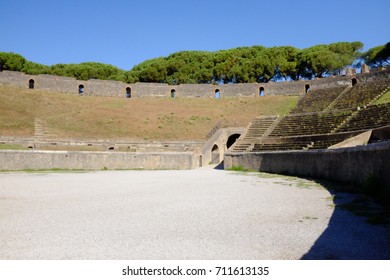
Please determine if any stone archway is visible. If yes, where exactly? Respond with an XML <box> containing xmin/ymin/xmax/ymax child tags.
<box><xmin>352</xmin><ymin>78</ymin><xmax>357</xmax><ymax>86</ymax></box>
<box><xmin>171</xmin><ymin>89</ymin><xmax>177</xmax><ymax>98</ymax></box>
<box><xmin>226</xmin><ymin>134</ymin><xmax>241</xmax><ymax>149</ymax></box>
<box><xmin>211</xmin><ymin>144</ymin><xmax>220</xmax><ymax>164</ymax></box>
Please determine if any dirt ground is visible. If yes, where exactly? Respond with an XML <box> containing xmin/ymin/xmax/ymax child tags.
<box><xmin>1</xmin><ymin>168</ymin><xmax>389</xmax><ymax>260</ymax></box>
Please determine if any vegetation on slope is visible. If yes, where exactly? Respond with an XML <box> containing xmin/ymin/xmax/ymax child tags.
<box><xmin>374</xmin><ymin>88</ymin><xmax>390</xmax><ymax>105</ymax></box>
<box><xmin>3</xmin><ymin>41</ymin><xmax>389</xmax><ymax>84</ymax></box>
<box><xmin>0</xmin><ymin>84</ymin><xmax>297</xmax><ymax>140</ymax></box>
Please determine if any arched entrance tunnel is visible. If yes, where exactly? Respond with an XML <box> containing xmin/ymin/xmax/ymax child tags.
<box><xmin>211</xmin><ymin>144</ymin><xmax>220</xmax><ymax>164</ymax></box>
<box><xmin>201</xmin><ymin>128</ymin><xmax>245</xmax><ymax>167</ymax></box>
<box><xmin>226</xmin><ymin>133</ymin><xmax>241</xmax><ymax>149</ymax></box>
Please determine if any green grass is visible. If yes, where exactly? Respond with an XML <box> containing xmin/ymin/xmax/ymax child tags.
<box><xmin>374</xmin><ymin>89</ymin><xmax>390</xmax><ymax>105</ymax></box>
<box><xmin>226</xmin><ymin>165</ymin><xmax>250</xmax><ymax>172</ymax></box>
<box><xmin>0</xmin><ymin>143</ymin><xmax>28</xmax><ymax>150</ymax></box>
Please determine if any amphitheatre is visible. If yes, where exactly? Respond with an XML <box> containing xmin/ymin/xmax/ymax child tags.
<box><xmin>0</xmin><ymin>65</ymin><xmax>390</xmax><ymax>259</ymax></box>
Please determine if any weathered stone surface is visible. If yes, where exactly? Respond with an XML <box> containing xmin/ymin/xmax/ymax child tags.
<box><xmin>361</xmin><ymin>63</ymin><xmax>371</xmax><ymax>74</ymax></box>
<box><xmin>4</xmin><ymin>69</ymin><xmax>389</xmax><ymax>98</ymax></box>
<box><xmin>225</xmin><ymin>141</ymin><xmax>390</xmax><ymax>191</ymax></box>
<box><xmin>0</xmin><ymin>150</ymin><xmax>197</xmax><ymax>170</ymax></box>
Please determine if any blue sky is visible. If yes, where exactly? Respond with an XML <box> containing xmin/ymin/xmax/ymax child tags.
<box><xmin>1</xmin><ymin>0</ymin><xmax>389</xmax><ymax>70</ymax></box>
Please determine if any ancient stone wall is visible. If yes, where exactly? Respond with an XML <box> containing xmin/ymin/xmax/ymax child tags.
<box><xmin>224</xmin><ymin>141</ymin><xmax>390</xmax><ymax>192</ymax></box>
<box><xmin>3</xmin><ymin>68</ymin><xmax>387</xmax><ymax>98</ymax></box>
<box><xmin>0</xmin><ymin>150</ymin><xmax>197</xmax><ymax>170</ymax></box>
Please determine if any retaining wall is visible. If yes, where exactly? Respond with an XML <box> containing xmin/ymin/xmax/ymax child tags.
<box><xmin>3</xmin><ymin>69</ymin><xmax>388</xmax><ymax>98</ymax></box>
<box><xmin>0</xmin><ymin>150</ymin><xmax>197</xmax><ymax>170</ymax></box>
<box><xmin>224</xmin><ymin>142</ymin><xmax>390</xmax><ymax>190</ymax></box>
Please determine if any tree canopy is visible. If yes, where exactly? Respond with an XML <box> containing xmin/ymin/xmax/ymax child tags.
<box><xmin>362</xmin><ymin>42</ymin><xmax>390</xmax><ymax>67</ymax></box>
<box><xmin>1</xmin><ymin>41</ymin><xmax>387</xmax><ymax>84</ymax></box>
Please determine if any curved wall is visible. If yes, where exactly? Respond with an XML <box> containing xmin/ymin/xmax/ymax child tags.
<box><xmin>2</xmin><ymin>68</ymin><xmax>388</xmax><ymax>98</ymax></box>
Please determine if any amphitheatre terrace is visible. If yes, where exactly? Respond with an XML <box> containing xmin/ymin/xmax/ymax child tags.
<box><xmin>0</xmin><ymin>66</ymin><xmax>389</xmax><ymax>175</ymax></box>
<box><xmin>1</xmin><ymin>66</ymin><xmax>390</xmax><ymax>260</ymax></box>
<box><xmin>0</xmin><ymin>66</ymin><xmax>390</xmax><ymax>174</ymax></box>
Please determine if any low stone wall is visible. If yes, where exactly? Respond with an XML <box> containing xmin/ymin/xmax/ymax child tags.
<box><xmin>0</xmin><ymin>150</ymin><xmax>197</xmax><ymax>170</ymax></box>
<box><xmin>0</xmin><ymin>136</ymin><xmax>203</xmax><ymax>152</ymax></box>
<box><xmin>224</xmin><ymin>142</ymin><xmax>390</xmax><ymax>191</ymax></box>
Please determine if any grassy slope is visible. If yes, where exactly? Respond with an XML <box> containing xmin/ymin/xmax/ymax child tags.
<box><xmin>374</xmin><ymin>89</ymin><xmax>390</xmax><ymax>105</ymax></box>
<box><xmin>0</xmin><ymin>84</ymin><xmax>298</xmax><ymax>140</ymax></box>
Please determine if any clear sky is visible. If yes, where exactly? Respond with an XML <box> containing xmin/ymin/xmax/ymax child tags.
<box><xmin>1</xmin><ymin>0</ymin><xmax>389</xmax><ymax>70</ymax></box>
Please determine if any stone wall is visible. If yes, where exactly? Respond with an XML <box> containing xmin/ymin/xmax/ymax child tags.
<box><xmin>224</xmin><ymin>141</ymin><xmax>390</xmax><ymax>192</ymax></box>
<box><xmin>0</xmin><ymin>150</ymin><xmax>197</xmax><ymax>170</ymax></box>
<box><xmin>0</xmin><ymin>135</ymin><xmax>203</xmax><ymax>152</ymax></box>
<box><xmin>198</xmin><ymin>127</ymin><xmax>245</xmax><ymax>166</ymax></box>
<box><xmin>2</xmin><ymin>68</ymin><xmax>385</xmax><ymax>98</ymax></box>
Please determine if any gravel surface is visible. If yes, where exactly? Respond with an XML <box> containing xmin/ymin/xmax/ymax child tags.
<box><xmin>0</xmin><ymin>169</ymin><xmax>389</xmax><ymax>259</ymax></box>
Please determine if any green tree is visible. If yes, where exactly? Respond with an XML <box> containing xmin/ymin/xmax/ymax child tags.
<box><xmin>50</xmin><ymin>62</ymin><xmax>126</xmax><ymax>81</ymax></box>
<box><xmin>22</xmin><ymin>61</ymin><xmax>50</xmax><ymax>75</ymax></box>
<box><xmin>296</xmin><ymin>42</ymin><xmax>362</xmax><ymax>78</ymax></box>
<box><xmin>362</xmin><ymin>42</ymin><xmax>390</xmax><ymax>67</ymax></box>
<box><xmin>0</xmin><ymin>52</ymin><xmax>26</xmax><ymax>71</ymax></box>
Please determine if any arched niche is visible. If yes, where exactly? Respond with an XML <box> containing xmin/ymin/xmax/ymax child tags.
<box><xmin>259</xmin><ymin>87</ymin><xmax>265</xmax><ymax>96</ymax></box>
<box><xmin>78</xmin><ymin>84</ymin><xmax>85</xmax><ymax>95</ymax></box>
<box><xmin>215</xmin><ymin>89</ymin><xmax>221</xmax><ymax>99</ymax></box>
<box><xmin>29</xmin><ymin>79</ymin><xmax>35</xmax><ymax>89</ymax></box>
<box><xmin>305</xmin><ymin>84</ymin><xmax>310</xmax><ymax>93</ymax></box>
<box><xmin>126</xmin><ymin>87</ymin><xmax>131</xmax><ymax>98</ymax></box>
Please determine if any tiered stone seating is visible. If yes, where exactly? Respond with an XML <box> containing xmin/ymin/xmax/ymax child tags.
<box><xmin>252</xmin><ymin>132</ymin><xmax>361</xmax><ymax>152</ymax></box>
<box><xmin>307</xmin><ymin>132</ymin><xmax>361</xmax><ymax>149</ymax></box>
<box><xmin>232</xmin><ymin>75</ymin><xmax>390</xmax><ymax>153</ymax></box>
<box><xmin>253</xmin><ymin>141</ymin><xmax>310</xmax><ymax>151</ymax></box>
<box><xmin>337</xmin><ymin>103</ymin><xmax>390</xmax><ymax>132</ymax></box>
<box><xmin>291</xmin><ymin>86</ymin><xmax>347</xmax><ymax>113</ymax></box>
<box><xmin>244</xmin><ymin>116</ymin><xmax>278</xmax><ymax>138</ymax></box>
<box><xmin>231</xmin><ymin>116</ymin><xmax>277</xmax><ymax>152</ymax></box>
<box><xmin>331</xmin><ymin>79</ymin><xmax>389</xmax><ymax>109</ymax></box>
<box><xmin>268</xmin><ymin>110</ymin><xmax>353</xmax><ymax>137</ymax></box>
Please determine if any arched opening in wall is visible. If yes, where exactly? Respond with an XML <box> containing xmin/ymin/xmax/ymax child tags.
<box><xmin>125</xmin><ymin>87</ymin><xmax>131</xmax><ymax>98</ymax></box>
<box><xmin>351</xmin><ymin>78</ymin><xmax>357</xmax><ymax>86</ymax></box>
<box><xmin>171</xmin><ymin>89</ymin><xmax>177</xmax><ymax>98</ymax></box>
<box><xmin>259</xmin><ymin>87</ymin><xmax>265</xmax><ymax>96</ymax></box>
<box><xmin>211</xmin><ymin>144</ymin><xmax>220</xmax><ymax>164</ymax></box>
<box><xmin>29</xmin><ymin>79</ymin><xmax>35</xmax><ymax>89</ymax></box>
<box><xmin>226</xmin><ymin>134</ymin><xmax>241</xmax><ymax>149</ymax></box>
<box><xmin>215</xmin><ymin>89</ymin><xmax>221</xmax><ymax>99</ymax></box>
<box><xmin>79</xmin><ymin>84</ymin><xmax>85</xmax><ymax>95</ymax></box>
<box><xmin>305</xmin><ymin>84</ymin><xmax>310</xmax><ymax>93</ymax></box>
<box><xmin>107</xmin><ymin>146</ymin><xmax>115</xmax><ymax>150</ymax></box>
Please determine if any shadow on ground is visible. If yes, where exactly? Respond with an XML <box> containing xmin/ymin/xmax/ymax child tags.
<box><xmin>214</xmin><ymin>161</ymin><xmax>224</xmax><ymax>170</ymax></box>
<box><xmin>301</xmin><ymin>185</ymin><xmax>390</xmax><ymax>260</ymax></box>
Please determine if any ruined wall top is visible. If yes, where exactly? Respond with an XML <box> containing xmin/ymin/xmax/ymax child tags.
<box><xmin>0</xmin><ymin>66</ymin><xmax>389</xmax><ymax>98</ymax></box>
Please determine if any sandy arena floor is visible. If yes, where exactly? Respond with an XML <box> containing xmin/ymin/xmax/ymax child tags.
<box><xmin>0</xmin><ymin>168</ymin><xmax>389</xmax><ymax>259</ymax></box>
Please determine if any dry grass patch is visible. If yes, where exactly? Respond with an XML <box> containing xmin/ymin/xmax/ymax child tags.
<box><xmin>0</xmin><ymin>84</ymin><xmax>298</xmax><ymax>140</ymax></box>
